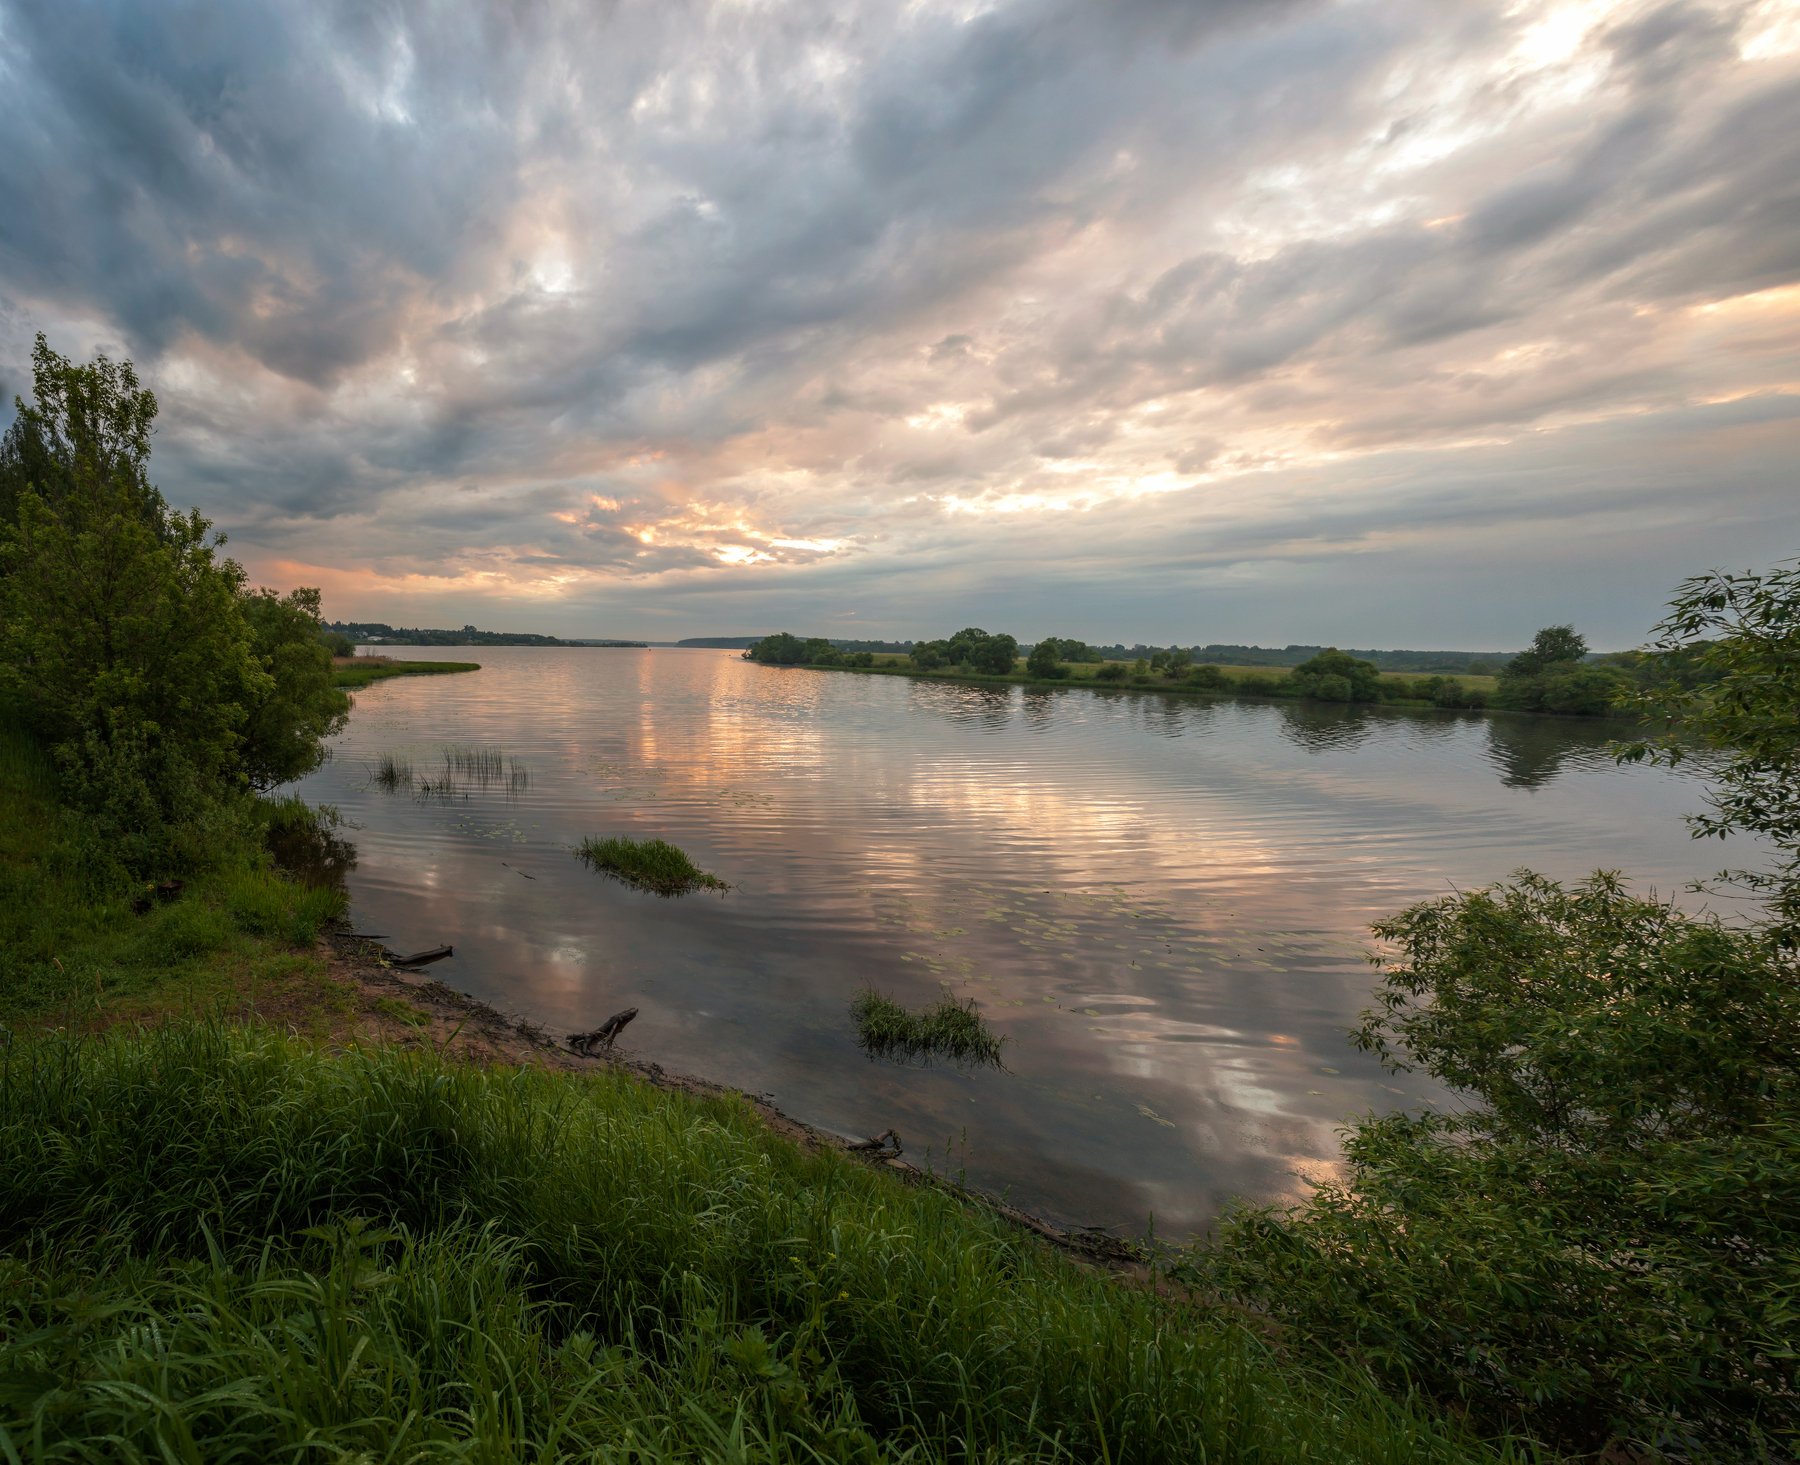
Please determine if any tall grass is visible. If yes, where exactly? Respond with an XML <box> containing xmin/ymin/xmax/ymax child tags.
<box><xmin>852</xmin><ymin>987</ymin><xmax>1006</xmax><ymax>1067</ymax></box>
<box><xmin>0</xmin><ymin>722</ymin><xmax>346</xmax><ymax>1024</ymax></box>
<box><xmin>0</xmin><ymin>1026</ymin><xmax>1523</xmax><ymax>1463</ymax></box>
<box><xmin>576</xmin><ymin>835</ymin><xmax>729</xmax><ymax>896</ymax></box>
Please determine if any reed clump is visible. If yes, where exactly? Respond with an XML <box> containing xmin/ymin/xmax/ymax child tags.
<box><xmin>575</xmin><ymin>835</ymin><xmax>728</xmax><ymax>896</ymax></box>
<box><xmin>852</xmin><ymin>986</ymin><xmax>1006</xmax><ymax>1067</ymax></box>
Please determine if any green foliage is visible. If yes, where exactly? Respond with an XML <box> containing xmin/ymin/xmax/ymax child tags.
<box><xmin>1187</xmin><ymin>663</ymin><xmax>1230</xmax><ymax>690</ymax></box>
<box><xmin>0</xmin><ymin>337</ymin><xmax>363</xmax><ymax>860</ymax></box>
<box><xmin>0</xmin><ymin>717</ymin><xmax>345</xmax><ymax>1022</ymax></box>
<box><xmin>1195</xmin><ymin>870</ymin><xmax>1799</xmax><ymax>1455</ymax></box>
<box><xmin>1410</xmin><ymin>675</ymin><xmax>1488</xmax><ymax>709</ymax></box>
<box><xmin>1619</xmin><ymin>561</ymin><xmax>1800</xmax><ymax>943</ymax></box>
<box><xmin>1290</xmin><ymin>648</ymin><xmax>1383</xmax><ymax>703</ymax></box>
<box><xmin>1495</xmin><ymin>625</ymin><xmax>1623</xmax><ymax>715</ymax></box>
<box><xmin>1025</xmin><ymin>638</ymin><xmax>1069</xmax><ymax>678</ymax></box>
<box><xmin>1093</xmin><ymin>662</ymin><xmax>1129</xmax><ymax>682</ymax></box>
<box><xmin>850</xmin><ymin>987</ymin><xmax>1006</xmax><ymax>1067</ymax></box>
<box><xmin>0</xmin><ymin>1026</ymin><xmax>1508</xmax><ymax>1462</ymax></box>
<box><xmin>320</xmin><ymin>628</ymin><xmax>356</xmax><ymax>657</ymax></box>
<box><xmin>330</xmin><ymin>658</ymin><xmax>480</xmax><ymax>689</ymax></box>
<box><xmin>239</xmin><ymin>587</ymin><xmax>351</xmax><ymax>791</ymax></box>
<box><xmin>575</xmin><ymin>835</ymin><xmax>729</xmax><ymax>896</ymax></box>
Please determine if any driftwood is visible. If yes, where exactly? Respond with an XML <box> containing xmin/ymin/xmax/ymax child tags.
<box><xmin>568</xmin><ymin>1007</ymin><xmax>638</xmax><ymax>1056</ymax></box>
<box><xmin>391</xmin><ymin>945</ymin><xmax>453</xmax><ymax>967</ymax></box>
<box><xmin>846</xmin><ymin>1128</ymin><xmax>903</xmax><ymax>1156</ymax></box>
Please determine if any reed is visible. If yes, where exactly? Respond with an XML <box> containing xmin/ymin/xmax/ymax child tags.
<box><xmin>852</xmin><ymin>986</ymin><xmax>1006</xmax><ymax>1066</ymax></box>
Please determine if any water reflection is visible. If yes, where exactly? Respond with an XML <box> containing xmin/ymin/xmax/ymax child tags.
<box><xmin>1485</xmin><ymin>714</ymin><xmax>1622</xmax><ymax>788</ymax></box>
<box><xmin>1275</xmin><ymin>702</ymin><xmax>1376</xmax><ymax>754</ymax></box>
<box><xmin>297</xmin><ymin>649</ymin><xmax>1717</xmax><ymax>1235</ymax></box>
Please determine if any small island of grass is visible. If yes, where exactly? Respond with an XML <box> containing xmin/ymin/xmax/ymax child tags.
<box><xmin>575</xmin><ymin>835</ymin><xmax>729</xmax><ymax>896</ymax></box>
<box><xmin>853</xmin><ymin>986</ymin><xmax>1006</xmax><ymax>1067</ymax></box>
<box><xmin>332</xmin><ymin>655</ymin><xmax>481</xmax><ymax>689</ymax></box>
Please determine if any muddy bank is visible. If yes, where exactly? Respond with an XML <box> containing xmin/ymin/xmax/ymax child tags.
<box><xmin>321</xmin><ymin>925</ymin><xmax>1143</xmax><ymax>1266</ymax></box>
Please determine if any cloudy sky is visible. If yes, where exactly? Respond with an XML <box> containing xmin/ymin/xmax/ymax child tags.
<box><xmin>1</xmin><ymin>0</ymin><xmax>1796</xmax><ymax>647</ymax></box>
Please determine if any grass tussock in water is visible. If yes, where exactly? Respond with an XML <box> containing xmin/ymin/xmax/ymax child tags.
<box><xmin>0</xmin><ymin>1025</ymin><xmax>1513</xmax><ymax>1463</ymax></box>
<box><xmin>852</xmin><ymin>986</ymin><xmax>1006</xmax><ymax>1067</ymax></box>
<box><xmin>331</xmin><ymin>657</ymin><xmax>480</xmax><ymax>690</ymax></box>
<box><xmin>575</xmin><ymin>834</ymin><xmax>728</xmax><ymax>896</ymax></box>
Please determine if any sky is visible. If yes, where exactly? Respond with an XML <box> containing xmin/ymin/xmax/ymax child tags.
<box><xmin>1</xmin><ymin>0</ymin><xmax>1797</xmax><ymax>649</ymax></box>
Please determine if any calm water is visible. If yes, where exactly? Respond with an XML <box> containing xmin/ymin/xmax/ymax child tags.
<box><xmin>296</xmin><ymin>648</ymin><xmax>1724</xmax><ymax>1235</ymax></box>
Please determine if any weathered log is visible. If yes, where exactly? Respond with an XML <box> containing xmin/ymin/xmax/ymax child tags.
<box><xmin>847</xmin><ymin>1128</ymin><xmax>903</xmax><ymax>1156</ymax></box>
<box><xmin>391</xmin><ymin>945</ymin><xmax>453</xmax><ymax>967</ymax></box>
<box><xmin>568</xmin><ymin>1006</ymin><xmax>638</xmax><ymax>1056</ymax></box>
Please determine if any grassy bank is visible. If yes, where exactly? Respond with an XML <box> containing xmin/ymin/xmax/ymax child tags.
<box><xmin>0</xmin><ymin>717</ymin><xmax>1523</xmax><ymax>1461</ymax></box>
<box><xmin>0</xmin><ymin>721</ymin><xmax>349</xmax><ymax>1029</ymax></box>
<box><xmin>0</xmin><ymin>1023</ymin><xmax>1518</xmax><ymax>1463</ymax></box>
<box><xmin>331</xmin><ymin>655</ymin><xmax>481</xmax><ymax>689</ymax></box>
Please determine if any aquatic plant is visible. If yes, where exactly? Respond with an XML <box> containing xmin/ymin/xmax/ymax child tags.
<box><xmin>371</xmin><ymin>753</ymin><xmax>414</xmax><ymax>790</ymax></box>
<box><xmin>852</xmin><ymin>986</ymin><xmax>1006</xmax><ymax>1067</ymax></box>
<box><xmin>575</xmin><ymin>835</ymin><xmax>728</xmax><ymax>896</ymax></box>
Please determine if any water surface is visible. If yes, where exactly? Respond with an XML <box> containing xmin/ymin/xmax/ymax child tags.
<box><xmin>297</xmin><ymin>648</ymin><xmax>1724</xmax><ymax>1234</ymax></box>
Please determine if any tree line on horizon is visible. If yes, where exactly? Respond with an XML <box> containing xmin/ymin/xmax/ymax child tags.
<box><xmin>744</xmin><ymin>622</ymin><xmax>1687</xmax><ymax>716</ymax></box>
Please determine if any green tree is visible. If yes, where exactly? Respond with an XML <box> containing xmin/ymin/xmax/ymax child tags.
<box><xmin>0</xmin><ymin>340</ymin><xmax>265</xmax><ymax>853</ymax></box>
<box><xmin>239</xmin><ymin>587</ymin><xmax>351</xmax><ymax>791</ymax></box>
<box><xmin>1196</xmin><ymin>871</ymin><xmax>1799</xmax><ymax>1453</ymax></box>
<box><xmin>1026</xmin><ymin>639</ymin><xmax>1068</xmax><ymax>678</ymax></box>
<box><xmin>1620</xmin><ymin>561</ymin><xmax>1800</xmax><ymax>944</ymax></box>
<box><xmin>1290</xmin><ymin>648</ymin><xmax>1381</xmax><ymax>702</ymax></box>
<box><xmin>1496</xmin><ymin>624</ymin><xmax>1618</xmax><ymax>713</ymax></box>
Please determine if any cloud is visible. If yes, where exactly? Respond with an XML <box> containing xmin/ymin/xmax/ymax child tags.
<box><xmin>0</xmin><ymin>0</ymin><xmax>1795</xmax><ymax>645</ymax></box>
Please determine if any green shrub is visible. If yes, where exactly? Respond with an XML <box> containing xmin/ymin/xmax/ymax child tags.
<box><xmin>1192</xmin><ymin>871</ymin><xmax>1799</xmax><ymax>1455</ymax></box>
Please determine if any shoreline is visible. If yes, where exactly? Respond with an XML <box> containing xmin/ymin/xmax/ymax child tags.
<box><xmin>320</xmin><ymin>924</ymin><xmax>1146</xmax><ymax>1267</ymax></box>
<box><xmin>746</xmin><ymin>656</ymin><xmax>1640</xmax><ymax>723</ymax></box>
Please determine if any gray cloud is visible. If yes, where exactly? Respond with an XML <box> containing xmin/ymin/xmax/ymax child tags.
<box><xmin>0</xmin><ymin>0</ymin><xmax>1796</xmax><ymax>645</ymax></box>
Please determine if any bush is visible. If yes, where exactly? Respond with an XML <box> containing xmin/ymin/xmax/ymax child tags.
<box><xmin>1094</xmin><ymin>662</ymin><xmax>1129</xmax><ymax>682</ymax></box>
<box><xmin>1187</xmin><ymin>663</ymin><xmax>1229</xmax><ymax>690</ymax></box>
<box><xmin>1193</xmin><ymin>871</ymin><xmax>1800</xmax><ymax>1455</ymax></box>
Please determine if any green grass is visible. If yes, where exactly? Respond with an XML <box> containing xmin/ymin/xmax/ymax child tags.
<box><xmin>0</xmin><ymin>1024</ymin><xmax>1525</xmax><ymax>1463</ymax></box>
<box><xmin>852</xmin><ymin>987</ymin><xmax>1006</xmax><ymax>1067</ymax></box>
<box><xmin>575</xmin><ymin>835</ymin><xmax>729</xmax><ymax>896</ymax></box>
<box><xmin>331</xmin><ymin>658</ymin><xmax>481</xmax><ymax>689</ymax></box>
<box><xmin>0</xmin><ymin>721</ymin><xmax>348</xmax><ymax>1027</ymax></box>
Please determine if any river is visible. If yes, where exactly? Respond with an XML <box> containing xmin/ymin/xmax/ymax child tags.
<box><xmin>294</xmin><ymin>647</ymin><xmax>1726</xmax><ymax>1235</ymax></box>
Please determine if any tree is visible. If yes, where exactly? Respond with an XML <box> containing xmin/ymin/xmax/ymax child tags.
<box><xmin>0</xmin><ymin>340</ymin><xmax>265</xmax><ymax>852</ymax></box>
<box><xmin>1026</xmin><ymin>639</ymin><xmax>1068</xmax><ymax>678</ymax></box>
<box><xmin>1619</xmin><ymin>561</ymin><xmax>1800</xmax><ymax>944</ymax></box>
<box><xmin>1495</xmin><ymin>624</ymin><xmax>1619</xmax><ymax>713</ymax></box>
<box><xmin>1290</xmin><ymin>648</ymin><xmax>1381</xmax><ymax>702</ymax></box>
<box><xmin>239</xmin><ymin>587</ymin><xmax>351</xmax><ymax>791</ymax></box>
<box><xmin>0</xmin><ymin>337</ymin><xmax>358</xmax><ymax>858</ymax></box>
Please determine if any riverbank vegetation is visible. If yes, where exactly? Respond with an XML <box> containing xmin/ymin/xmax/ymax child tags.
<box><xmin>1183</xmin><ymin>562</ymin><xmax>1800</xmax><ymax>1458</ymax></box>
<box><xmin>745</xmin><ymin>621</ymin><xmax>1703</xmax><ymax>719</ymax></box>
<box><xmin>331</xmin><ymin>655</ymin><xmax>482</xmax><ymax>689</ymax></box>
<box><xmin>851</xmin><ymin>987</ymin><xmax>1006</xmax><ymax>1067</ymax></box>
<box><xmin>576</xmin><ymin>834</ymin><xmax>730</xmax><ymax>896</ymax></box>
<box><xmin>5</xmin><ymin>338</ymin><xmax>1795</xmax><ymax>1459</ymax></box>
<box><xmin>0</xmin><ymin>1024</ymin><xmax>1510</xmax><ymax>1464</ymax></box>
